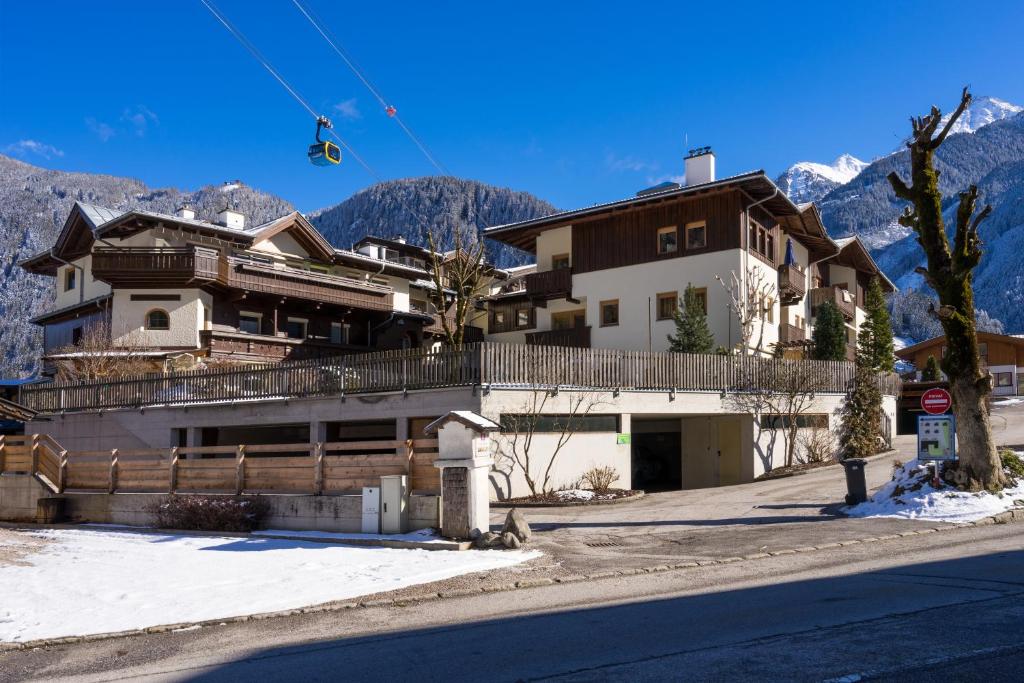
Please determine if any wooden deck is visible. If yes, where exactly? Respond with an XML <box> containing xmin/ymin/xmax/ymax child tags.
<box><xmin>19</xmin><ymin>342</ymin><xmax>901</xmax><ymax>414</ymax></box>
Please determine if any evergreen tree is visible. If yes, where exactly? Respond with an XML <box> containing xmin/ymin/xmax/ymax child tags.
<box><xmin>922</xmin><ymin>354</ymin><xmax>941</xmax><ymax>381</ymax></box>
<box><xmin>840</xmin><ymin>325</ymin><xmax>883</xmax><ymax>460</ymax></box>
<box><xmin>813</xmin><ymin>300</ymin><xmax>847</xmax><ymax>361</ymax></box>
<box><xmin>668</xmin><ymin>284</ymin><xmax>715</xmax><ymax>354</ymax></box>
<box><xmin>864</xmin><ymin>277</ymin><xmax>895</xmax><ymax>372</ymax></box>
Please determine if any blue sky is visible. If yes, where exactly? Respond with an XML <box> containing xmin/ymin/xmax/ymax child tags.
<box><xmin>2</xmin><ymin>0</ymin><xmax>1023</xmax><ymax>213</ymax></box>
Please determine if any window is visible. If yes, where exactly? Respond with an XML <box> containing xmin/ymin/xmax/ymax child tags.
<box><xmin>71</xmin><ymin>326</ymin><xmax>83</xmax><ymax>345</ymax></box>
<box><xmin>131</xmin><ymin>294</ymin><xmax>181</xmax><ymax>302</ymax></box>
<box><xmin>995</xmin><ymin>372</ymin><xmax>1013</xmax><ymax>388</ymax></box>
<box><xmin>63</xmin><ymin>268</ymin><xmax>76</xmax><ymax>292</ymax></box>
<box><xmin>551</xmin><ymin>253</ymin><xmax>570</xmax><ymax>270</ymax></box>
<box><xmin>330</xmin><ymin>322</ymin><xmax>349</xmax><ymax>345</ymax></box>
<box><xmin>551</xmin><ymin>310</ymin><xmax>585</xmax><ymax>330</ymax></box>
<box><xmin>763</xmin><ymin>295</ymin><xmax>774</xmax><ymax>323</ymax></box>
<box><xmin>493</xmin><ymin>311</ymin><xmax>506</xmax><ymax>327</ymax></box>
<box><xmin>239</xmin><ymin>312</ymin><xmax>262</xmax><ymax>335</ymax></box>
<box><xmin>286</xmin><ymin>317</ymin><xmax>308</xmax><ymax>340</ymax></box>
<box><xmin>145</xmin><ymin>309</ymin><xmax>170</xmax><ymax>330</ymax></box>
<box><xmin>656</xmin><ymin>291</ymin><xmax>677</xmax><ymax>320</ymax></box>
<box><xmin>500</xmin><ymin>414</ymin><xmax>620</xmax><ymax>433</ymax></box>
<box><xmin>691</xmin><ymin>287</ymin><xmax>708</xmax><ymax>315</ymax></box>
<box><xmin>685</xmin><ymin>221</ymin><xmax>707</xmax><ymax>250</ymax></box>
<box><xmin>656</xmin><ymin>226</ymin><xmax>678</xmax><ymax>255</ymax></box>
<box><xmin>748</xmin><ymin>219</ymin><xmax>775</xmax><ymax>263</ymax></box>
<box><xmin>515</xmin><ymin>308</ymin><xmax>531</xmax><ymax>329</ymax></box>
<box><xmin>759</xmin><ymin>414</ymin><xmax>829</xmax><ymax>429</ymax></box>
<box><xmin>600</xmin><ymin>299</ymin><xmax>619</xmax><ymax>327</ymax></box>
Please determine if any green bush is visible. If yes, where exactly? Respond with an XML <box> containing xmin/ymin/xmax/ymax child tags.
<box><xmin>999</xmin><ymin>449</ymin><xmax>1024</xmax><ymax>479</ymax></box>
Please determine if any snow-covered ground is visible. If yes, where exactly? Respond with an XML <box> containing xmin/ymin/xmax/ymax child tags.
<box><xmin>845</xmin><ymin>458</ymin><xmax>1024</xmax><ymax>523</ymax></box>
<box><xmin>0</xmin><ymin>528</ymin><xmax>539</xmax><ymax>643</ymax></box>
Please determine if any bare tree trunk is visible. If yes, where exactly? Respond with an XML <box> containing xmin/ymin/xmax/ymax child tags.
<box><xmin>887</xmin><ymin>87</ymin><xmax>1004</xmax><ymax>491</ymax></box>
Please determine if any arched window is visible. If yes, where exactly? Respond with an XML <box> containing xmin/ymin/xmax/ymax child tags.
<box><xmin>145</xmin><ymin>309</ymin><xmax>170</xmax><ymax>330</ymax></box>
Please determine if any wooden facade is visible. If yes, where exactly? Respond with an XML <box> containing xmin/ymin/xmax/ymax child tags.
<box><xmin>897</xmin><ymin>332</ymin><xmax>1024</xmax><ymax>371</ymax></box>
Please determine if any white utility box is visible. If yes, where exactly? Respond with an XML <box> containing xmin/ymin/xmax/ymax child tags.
<box><xmin>380</xmin><ymin>474</ymin><xmax>409</xmax><ymax>534</ymax></box>
<box><xmin>361</xmin><ymin>486</ymin><xmax>381</xmax><ymax>534</ymax></box>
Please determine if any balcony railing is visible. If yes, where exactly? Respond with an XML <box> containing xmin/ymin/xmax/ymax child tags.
<box><xmin>421</xmin><ymin>309</ymin><xmax>484</xmax><ymax>343</ymax></box>
<box><xmin>200</xmin><ymin>330</ymin><xmax>365</xmax><ymax>362</ymax></box>
<box><xmin>219</xmin><ymin>257</ymin><xmax>394</xmax><ymax>311</ymax></box>
<box><xmin>809</xmin><ymin>286</ymin><xmax>855</xmax><ymax>321</ymax></box>
<box><xmin>525</xmin><ymin>268</ymin><xmax>573</xmax><ymax>301</ymax></box>
<box><xmin>92</xmin><ymin>246</ymin><xmax>220</xmax><ymax>286</ymax></box>
<box><xmin>525</xmin><ymin>325</ymin><xmax>591</xmax><ymax>348</ymax></box>
<box><xmin>778</xmin><ymin>265</ymin><xmax>806</xmax><ymax>305</ymax></box>
<box><xmin>779</xmin><ymin>323</ymin><xmax>806</xmax><ymax>344</ymax></box>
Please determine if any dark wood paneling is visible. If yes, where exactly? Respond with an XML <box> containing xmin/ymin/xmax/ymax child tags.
<box><xmin>572</xmin><ymin>191</ymin><xmax>743</xmax><ymax>274</ymax></box>
<box><xmin>488</xmin><ymin>297</ymin><xmax>535</xmax><ymax>333</ymax></box>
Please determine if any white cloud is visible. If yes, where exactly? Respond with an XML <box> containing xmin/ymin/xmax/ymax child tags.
<box><xmin>333</xmin><ymin>98</ymin><xmax>361</xmax><ymax>120</ymax></box>
<box><xmin>4</xmin><ymin>139</ymin><xmax>64</xmax><ymax>159</ymax></box>
<box><xmin>604</xmin><ymin>151</ymin><xmax>658</xmax><ymax>174</ymax></box>
<box><xmin>121</xmin><ymin>105</ymin><xmax>159</xmax><ymax>136</ymax></box>
<box><xmin>645</xmin><ymin>174</ymin><xmax>686</xmax><ymax>186</ymax></box>
<box><xmin>86</xmin><ymin>118</ymin><xmax>116</xmax><ymax>142</ymax></box>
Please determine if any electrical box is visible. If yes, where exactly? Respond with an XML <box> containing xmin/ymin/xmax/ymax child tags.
<box><xmin>361</xmin><ymin>486</ymin><xmax>381</xmax><ymax>534</ymax></box>
<box><xmin>380</xmin><ymin>475</ymin><xmax>409</xmax><ymax>534</ymax></box>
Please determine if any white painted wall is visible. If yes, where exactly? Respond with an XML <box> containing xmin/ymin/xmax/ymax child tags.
<box><xmin>54</xmin><ymin>255</ymin><xmax>111</xmax><ymax>310</ymax></box>
<box><xmin>110</xmin><ymin>288</ymin><xmax>211</xmax><ymax>349</ymax></box>
<box><xmin>535</xmin><ymin>226</ymin><xmax>572</xmax><ymax>272</ymax></box>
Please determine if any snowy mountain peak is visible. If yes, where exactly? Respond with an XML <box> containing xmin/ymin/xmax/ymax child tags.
<box><xmin>941</xmin><ymin>95</ymin><xmax>1022</xmax><ymax>135</ymax></box>
<box><xmin>775</xmin><ymin>154</ymin><xmax>867</xmax><ymax>204</ymax></box>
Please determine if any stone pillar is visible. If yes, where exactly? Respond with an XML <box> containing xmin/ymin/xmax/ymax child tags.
<box><xmin>425</xmin><ymin>411</ymin><xmax>499</xmax><ymax>540</ymax></box>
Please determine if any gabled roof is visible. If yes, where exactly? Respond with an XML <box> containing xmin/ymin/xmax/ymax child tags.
<box><xmin>827</xmin><ymin>236</ymin><xmax>896</xmax><ymax>292</ymax></box>
<box><xmin>895</xmin><ymin>330</ymin><xmax>1024</xmax><ymax>360</ymax></box>
<box><xmin>20</xmin><ymin>202</ymin><xmax>112</xmax><ymax>274</ymax></box>
<box><xmin>248</xmin><ymin>212</ymin><xmax>336</xmax><ymax>261</ymax></box>
<box><xmin>0</xmin><ymin>396</ymin><xmax>36</xmax><ymax>423</ymax></box>
<box><xmin>484</xmin><ymin>171</ymin><xmax>814</xmax><ymax>253</ymax></box>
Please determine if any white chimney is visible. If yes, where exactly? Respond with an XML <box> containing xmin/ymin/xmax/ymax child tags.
<box><xmin>684</xmin><ymin>147</ymin><xmax>715</xmax><ymax>186</ymax></box>
<box><xmin>392</xmin><ymin>235</ymin><xmax>407</xmax><ymax>244</ymax></box>
<box><xmin>217</xmin><ymin>205</ymin><xmax>245</xmax><ymax>230</ymax></box>
<box><xmin>176</xmin><ymin>203</ymin><xmax>196</xmax><ymax>221</ymax></box>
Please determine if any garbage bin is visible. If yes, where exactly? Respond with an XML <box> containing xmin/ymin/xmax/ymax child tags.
<box><xmin>36</xmin><ymin>497</ymin><xmax>65</xmax><ymax>524</ymax></box>
<box><xmin>842</xmin><ymin>458</ymin><xmax>867</xmax><ymax>505</ymax></box>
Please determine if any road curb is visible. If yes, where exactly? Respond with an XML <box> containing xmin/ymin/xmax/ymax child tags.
<box><xmin>3</xmin><ymin>507</ymin><xmax>1022</xmax><ymax>652</ymax></box>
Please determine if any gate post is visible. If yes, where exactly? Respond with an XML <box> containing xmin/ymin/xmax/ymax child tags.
<box><xmin>424</xmin><ymin>411</ymin><xmax>499</xmax><ymax>540</ymax></box>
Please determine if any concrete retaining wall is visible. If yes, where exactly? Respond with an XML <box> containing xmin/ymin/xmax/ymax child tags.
<box><xmin>0</xmin><ymin>474</ymin><xmax>54</xmax><ymax>522</ymax></box>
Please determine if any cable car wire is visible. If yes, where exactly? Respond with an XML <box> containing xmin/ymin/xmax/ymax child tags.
<box><xmin>290</xmin><ymin>0</ymin><xmax>451</xmax><ymax>177</ymax></box>
<box><xmin>199</xmin><ymin>0</ymin><xmax>378</xmax><ymax>179</ymax></box>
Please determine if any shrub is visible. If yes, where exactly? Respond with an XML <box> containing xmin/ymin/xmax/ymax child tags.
<box><xmin>581</xmin><ymin>465</ymin><xmax>619</xmax><ymax>493</ymax></box>
<box><xmin>798</xmin><ymin>427</ymin><xmax>838</xmax><ymax>464</ymax></box>
<box><xmin>145</xmin><ymin>495</ymin><xmax>271</xmax><ymax>532</ymax></box>
<box><xmin>999</xmin><ymin>449</ymin><xmax>1024</xmax><ymax>479</ymax></box>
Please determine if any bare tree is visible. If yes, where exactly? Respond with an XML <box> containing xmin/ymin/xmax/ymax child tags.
<box><xmin>50</xmin><ymin>318</ymin><xmax>153</xmax><ymax>381</ymax></box>
<box><xmin>496</xmin><ymin>387</ymin><xmax>607</xmax><ymax>497</ymax></box>
<box><xmin>716</xmin><ymin>266</ymin><xmax>776</xmax><ymax>356</ymax></box>
<box><xmin>426</xmin><ymin>225</ymin><xmax>490</xmax><ymax>349</ymax></box>
<box><xmin>886</xmin><ymin>87</ymin><xmax>1005</xmax><ymax>491</ymax></box>
<box><xmin>725</xmin><ymin>359</ymin><xmax>830</xmax><ymax>469</ymax></box>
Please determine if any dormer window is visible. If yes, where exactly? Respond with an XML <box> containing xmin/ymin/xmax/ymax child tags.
<box><xmin>64</xmin><ymin>268</ymin><xmax>77</xmax><ymax>292</ymax></box>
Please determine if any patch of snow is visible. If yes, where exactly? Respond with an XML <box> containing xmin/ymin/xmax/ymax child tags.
<box><xmin>940</xmin><ymin>96</ymin><xmax>1023</xmax><ymax>135</ymax></box>
<box><xmin>553</xmin><ymin>489</ymin><xmax>596</xmax><ymax>502</ymax></box>
<box><xmin>252</xmin><ymin>528</ymin><xmax>450</xmax><ymax>544</ymax></box>
<box><xmin>993</xmin><ymin>398</ymin><xmax>1024</xmax><ymax>408</ymax></box>
<box><xmin>845</xmin><ymin>458</ymin><xmax>1024</xmax><ymax>523</ymax></box>
<box><xmin>788</xmin><ymin>154</ymin><xmax>868</xmax><ymax>186</ymax></box>
<box><xmin>220</xmin><ymin>182</ymin><xmax>241</xmax><ymax>192</ymax></box>
<box><xmin>0</xmin><ymin>528</ymin><xmax>539</xmax><ymax>642</ymax></box>
<box><xmin>893</xmin><ymin>336</ymin><xmax>914</xmax><ymax>350</ymax></box>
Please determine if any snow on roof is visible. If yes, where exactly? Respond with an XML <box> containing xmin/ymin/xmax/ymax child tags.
<box><xmin>834</xmin><ymin>236</ymin><xmax>856</xmax><ymax>248</ymax></box>
<box><xmin>423</xmin><ymin>410</ymin><xmax>500</xmax><ymax>435</ymax></box>
<box><xmin>76</xmin><ymin>202</ymin><xmax>123</xmax><ymax>228</ymax></box>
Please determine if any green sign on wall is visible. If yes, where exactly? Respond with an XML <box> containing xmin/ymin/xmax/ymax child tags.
<box><xmin>616</xmin><ymin>433</ymin><xmax>631</xmax><ymax>445</ymax></box>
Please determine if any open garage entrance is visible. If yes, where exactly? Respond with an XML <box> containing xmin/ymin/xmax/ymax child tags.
<box><xmin>631</xmin><ymin>418</ymin><xmax>682</xmax><ymax>492</ymax></box>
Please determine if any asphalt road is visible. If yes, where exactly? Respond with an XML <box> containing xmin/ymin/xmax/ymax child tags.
<box><xmin>5</xmin><ymin>523</ymin><xmax>1023</xmax><ymax>682</ymax></box>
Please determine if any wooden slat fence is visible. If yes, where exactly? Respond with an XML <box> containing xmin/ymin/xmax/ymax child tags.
<box><xmin>3</xmin><ymin>436</ymin><xmax>443</xmax><ymax>497</ymax></box>
<box><xmin>19</xmin><ymin>342</ymin><xmax>901</xmax><ymax>414</ymax></box>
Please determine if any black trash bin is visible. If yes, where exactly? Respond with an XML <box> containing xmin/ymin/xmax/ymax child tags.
<box><xmin>842</xmin><ymin>458</ymin><xmax>868</xmax><ymax>505</ymax></box>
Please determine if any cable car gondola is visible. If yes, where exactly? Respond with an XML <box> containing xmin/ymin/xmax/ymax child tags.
<box><xmin>308</xmin><ymin>115</ymin><xmax>341</xmax><ymax>166</ymax></box>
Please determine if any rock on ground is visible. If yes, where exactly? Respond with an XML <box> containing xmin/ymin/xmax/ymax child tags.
<box><xmin>502</xmin><ymin>508</ymin><xmax>532</xmax><ymax>543</ymax></box>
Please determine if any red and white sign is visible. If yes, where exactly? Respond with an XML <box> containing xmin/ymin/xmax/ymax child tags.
<box><xmin>921</xmin><ymin>387</ymin><xmax>952</xmax><ymax>415</ymax></box>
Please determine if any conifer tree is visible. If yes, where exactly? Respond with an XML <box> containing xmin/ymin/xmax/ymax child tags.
<box><xmin>864</xmin><ymin>277</ymin><xmax>895</xmax><ymax>372</ymax></box>
<box><xmin>922</xmin><ymin>354</ymin><xmax>941</xmax><ymax>381</ymax></box>
<box><xmin>840</xmin><ymin>325</ymin><xmax>883</xmax><ymax>460</ymax></box>
<box><xmin>812</xmin><ymin>300</ymin><xmax>847</xmax><ymax>361</ymax></box>
<box><xmin>668</xmin><ymin>284</ymin><xmax>714</xmax><ymax>354</ymax></box>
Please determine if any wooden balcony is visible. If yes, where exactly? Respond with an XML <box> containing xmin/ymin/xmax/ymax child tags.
<box><xmin>200</xmin><ymin>330</ymin><xmax>363</xmax><ymax>363</ymax></box>
<box><xmin>423</xmin><ymin>309</ymin><xmax>484</xmax><ymax>343</ymax></box>
<box><xmin>809</xmin><ymin>286</ymin><xmax>855</xmax><ymax>321</ymax></box>
<box><xmin>777</xmin><ymin>265</ymin><xmax>806</xmax><ymax>305</ymax></box>
<box><xmin>525</xmin><ymin>325</ymin><xmax>591</xmax><ymax>348</ymax></box>
<box><xmin>219</xmin><ymin>258</ymin><xmax>394</xmax><ymax>311</ymax></box>
<box><xmin>524</xmin><ymin>268</ymin><xmax>573</xmax><ymax>302</ymax></box>
<box><xmin>779</xmin><ymin>323</ymin><xmax>806</xmax><ymax>344</ymax></box>
<box><xmin>92</xmin><ymin>246</ymin><xmax>220</xmax><ymax>287</ymax></box>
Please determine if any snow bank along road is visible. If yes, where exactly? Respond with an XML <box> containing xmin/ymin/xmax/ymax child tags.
<box><xmin>0</xmin><ymin>528</ymin><xmax>538</xmax><ymax>643</ymax></box>
<box><xmin>4</xmin><ymin>523</ymin><xmax>1023</xmax><ymax>682</ymax></box>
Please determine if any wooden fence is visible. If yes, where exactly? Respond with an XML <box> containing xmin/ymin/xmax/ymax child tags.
<box><xmin>19</xmin><ymin>342</ymin><xmax>901</xmax><ymax>414</ymax></box>
<box><xmin>0</xmin><ymin>435</ymin><xmax>440</xmax><ymax>496</ymax></box>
